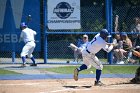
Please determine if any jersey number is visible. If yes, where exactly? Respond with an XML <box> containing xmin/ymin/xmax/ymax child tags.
<box><xmin>91</xmin><ymin>37</ymin><xmax>96</xmax><ymax>44</ymax></box>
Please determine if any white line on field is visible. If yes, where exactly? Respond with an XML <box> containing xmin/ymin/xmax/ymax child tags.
<box><xmin>49</xmin><ymin>88</ymin><xmax>91</xmax><ymax>93</ymax></box>
<box><xmin>0</xmin><ymin>83</ymin><xmax>40</xmax><ymax>86</ymax></box>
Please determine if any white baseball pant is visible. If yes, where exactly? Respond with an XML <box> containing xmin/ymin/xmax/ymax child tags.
<box><xmin>82</xmin><ymin>49</ymin><xmax>103</xmax><ymax>70</ymax></box>
<box><xmin>20</xmin><ymin>41</ymin><xmax>36</xmax><ymax>58</ymax></box>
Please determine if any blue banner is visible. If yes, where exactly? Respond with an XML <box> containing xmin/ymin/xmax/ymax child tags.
<box><xmin>0</xmin><ymin>0</ymin><xmax>40</xmax><ymax>52</ymax></box>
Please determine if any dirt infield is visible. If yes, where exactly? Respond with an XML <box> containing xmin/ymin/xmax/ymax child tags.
<box><xmin>0</xmin><ymin>78</ymin><xmax>140</xmax><ymax>93</ymax></box>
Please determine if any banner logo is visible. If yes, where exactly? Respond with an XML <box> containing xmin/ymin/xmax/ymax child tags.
<box><xmin>48</xmin><ymin>0</ymin><xmax>81</xmax><ymax>29</ymax></box>
<box><xmin>53</xmin><ymin>2</ymin><xmax>74</xmax><ymax>19</ymax></box>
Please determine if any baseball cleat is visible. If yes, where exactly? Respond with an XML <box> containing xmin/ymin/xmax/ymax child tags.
<box><xmin>94</xmin><ymin>81</ymin><xmax>104</xmax><ymax>86</ymax></box>
<box><xmin>21</xmin><ymin>64</ymin><xmax>26</xmax><ymax>67</ymax></box>
<box><xmin>74</xmin><ymin>68</ymin><xmax>79</xmax><ymax>81</ymax></box>
<box><xmin>30</xmin><ymin>63</ymin><xmax>37</xmax><ymax>66</ymax></box>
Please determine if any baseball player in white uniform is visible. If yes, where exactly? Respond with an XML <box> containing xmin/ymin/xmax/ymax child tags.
<box><xmin>20</xmin><ymin>22</ymin><xmax>37</xmax><ymax>67</ymax></box>
<box><xmin>74</xmin><ymin>29</ymin><xmax>114</xmax><ymax>86</ymax></box>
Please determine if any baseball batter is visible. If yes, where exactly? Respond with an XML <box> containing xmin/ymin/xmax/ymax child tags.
<box><xmin>20</xmin><ymin>22</ymin><xmax>37</xmax><ymax>67</ymax></box>
<box><xmin>74</xmin><ymin>29</ymin><xmax>114</xmax><ymax>86</ymax></box>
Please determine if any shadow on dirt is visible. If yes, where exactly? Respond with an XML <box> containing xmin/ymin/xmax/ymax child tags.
<box><xmin>106</xmin><ymin>81</ymin><xmax>140</xmax><ymax>87</ymax></box>
<box><xmin>63</xmin><ymin>85</ymin><xmax>92</xmax><ymax>89</ymax></box>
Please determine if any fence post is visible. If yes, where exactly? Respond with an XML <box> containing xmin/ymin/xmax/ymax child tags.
<box><xmin>106</xmin><ymin>0</ymin><xmax>113</xmax><ymax>64</ymax></box>
<box><xmin>43</xmin><ymin>0</ymin><xmax>47</xmax><ymax>64</ymax></box>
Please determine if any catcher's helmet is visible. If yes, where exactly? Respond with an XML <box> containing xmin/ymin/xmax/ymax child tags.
<box><xmin>100</xmin><ymin>29</ymin><xmax>109</xmax><ymax>40</ymax></box>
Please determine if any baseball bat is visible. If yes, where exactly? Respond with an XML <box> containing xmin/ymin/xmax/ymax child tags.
<box><xmin>115</xmin><ymin>15</ymin><xmax>119</xmax><ymax>32</ymax></box>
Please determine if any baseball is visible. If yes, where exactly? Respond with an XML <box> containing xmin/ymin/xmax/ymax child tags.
<box><xmin>90</xmin><ymin>71</ymin><xmax>93</xmax><ymax>74</ymax></box>
<box><xmin>28</xmin><ymin>15</ymin><xmax>31</xmax><ymax>17</ymax></box>
<box><xmin>66</xmin><ymin>60</ymin><xmax>70</xmax><ymax>63</ymax></box>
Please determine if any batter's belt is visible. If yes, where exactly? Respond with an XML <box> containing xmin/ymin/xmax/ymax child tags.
<box><xmin>86</xmin><ymin>49</ymin><xmax>91</xmax><ymax>54</ymax></box>
<box><xmin>26</xmin><ymin>41</ymin><xmax>35</xmax><ymax>44</ymax></box>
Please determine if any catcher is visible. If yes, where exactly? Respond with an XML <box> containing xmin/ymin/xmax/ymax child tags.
<box><xmin>130</xmin><ymin>47</ymin><xmax>140</xmax><ymax>84</ymax></box>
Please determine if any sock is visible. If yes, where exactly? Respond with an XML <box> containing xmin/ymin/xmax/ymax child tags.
<box><xmin>77</xmin><ymin>64</ymin><xmax>87</xmax><ymax>72</ymax></box>
<box><xmin>31</xmin><ymin>57</ymin><xmax>36</xmax><ymax>64</ymax></box>
<box><xmin>96</xmin><ymin>69</ymin><xmax>102</xmax><ymax>82</ymax></box>
<box><xmin>21</xmin><ymin>57</ymin><xmax>26</xmax><ymax>64</ymax></box>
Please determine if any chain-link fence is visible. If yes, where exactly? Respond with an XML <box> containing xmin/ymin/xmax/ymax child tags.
<box><xmin>46</xmin><ymin>1</ymin><xmax>140</xmax><ymax>64</ymax></box>
<box><xmin>0</xmin><ymin>0</ymin><xmax>140</xmax><ymax>65</ymax></box>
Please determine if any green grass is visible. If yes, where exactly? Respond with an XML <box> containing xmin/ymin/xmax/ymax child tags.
<box><xmin>0</xmin><ymin>69</ymin><xmax>21</xmax><ymax>74</ymax></box>
<box><xmin>42</xmin><ymin>65</ymin><xmax>139</xmax><ymax>74</ymax></box>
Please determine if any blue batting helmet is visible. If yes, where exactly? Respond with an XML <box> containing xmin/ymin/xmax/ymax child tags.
<box><xmin>20</xmin><ymin>22</ymin><xmax>27</xmax><ymax>28</ymax></box>
<box><xmin>100</xmin><ymin>29</ymin><xmax>109</xmax><ymax>39</ymax></box>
